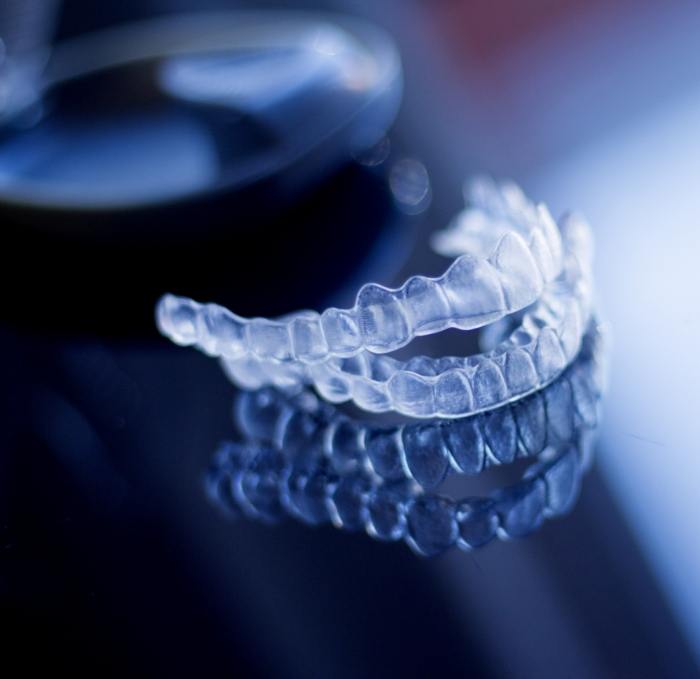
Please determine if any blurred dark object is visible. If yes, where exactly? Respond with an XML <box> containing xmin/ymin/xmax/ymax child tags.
<box><xmin>0</xmin><ymin>0</ymin><xmax>59</xmax><ymax>121</ymax></box>
<box><xmin>0</xmin><ymin>13</ymin><xmax>402</xmax><ymax>336</ymax></box>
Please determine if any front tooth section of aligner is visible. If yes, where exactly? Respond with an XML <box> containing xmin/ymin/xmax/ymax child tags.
<box><xmin>489</xmin><ymin>231</ymin><xmax>544</xmax><ymax>311</ymax></box>
<box><xmin>440</xmin><ymin>255</ymin><xmax>506</xmax><ymax>329</ymax></box>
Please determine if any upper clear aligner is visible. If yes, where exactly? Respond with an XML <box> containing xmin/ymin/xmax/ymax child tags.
<box><xmin>156</xmin><ymin>177</ymin><xmax>564</xmax><ymax>363</ymax></box>
<box><xmin>218</xmin><ymin>211</ymin><xmax>592</xmax><ymax>417</ymax></box>
<box><xmin>155</xmin><ymin>178</ymin><xmax>593</xmax><ymax>418</ymax></box>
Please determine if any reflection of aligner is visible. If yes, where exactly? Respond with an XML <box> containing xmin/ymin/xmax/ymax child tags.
<box><xmin>205</xmin><ymin>323</ymin><xmax>606</xmax><ymax>556</ymax></box>
<box><xmin>235</xmin><ymin>322</ymin><xmax>605</xmax><ymax>490</ymax></box>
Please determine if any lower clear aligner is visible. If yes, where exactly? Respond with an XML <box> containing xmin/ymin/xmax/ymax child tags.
<box><xmin>232</xmin><ymin>321</ymin><xmax>605</xmax><ymax>491</ymax></box>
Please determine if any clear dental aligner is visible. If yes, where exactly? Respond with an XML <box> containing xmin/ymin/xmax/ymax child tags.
<box><xmin>206</xmin><ymin>428</ymin><xmax>596</xmax><ymax>557</ymax></box>
<box><xmin>231</xmin><ymin>321</ymin><xmax>605</xmax><ymax>491</ymax></box>
<box><xmin>205</xmin><ymin>321</ymin><xmax>606</xmax><ymax>556</ymax></box>
<box><xmin>219</xmin><ymin>210</ymin><xmax>593</xmax><ymax>418</ymax></box>
<box><xmin>156</xmin><ymin>177</ymin><xmax>564</xmax><ymax>365</ymax></box>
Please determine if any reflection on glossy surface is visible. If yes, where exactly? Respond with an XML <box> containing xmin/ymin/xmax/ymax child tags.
<box><xmin>206</xmin><ymin>321</ymin><xmax>607</xmax><ymax>556</ymax></box>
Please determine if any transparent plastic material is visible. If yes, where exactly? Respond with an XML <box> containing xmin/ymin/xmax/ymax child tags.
<box><xmin>157</xmin><ymin>178</ymin><xmax>564</xmax><ymax>362</ymax></box>
<box><xmin>205</xmin><ymin>321</ymin><xmax>606</xmax><ymax>556</ymax></box>
<box><xmin>156</xmin><ymin>178</ymin><xmax>595</xmax><ymax>419</ymax></box>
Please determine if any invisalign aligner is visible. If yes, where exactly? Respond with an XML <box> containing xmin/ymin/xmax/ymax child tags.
<box><xmin>208</xmin><ymin>435</ymin><xmax>595</xmax><ymax>556</ymax></box>
<box><xmin>156</xmin><ymin>178</ymin><xmax>592</xmax><ymax>418</ymax></box>
<box><xmin>218</xmin><ymin>209</ymin><xmax>592</xmax><ymax>418</ymax></box>
<box><xmin>232</xmin><ymin>320</ymin><xmax>605</xmax><ymax>491</ymax></box>
<box><xmin>157</xmin><ymin>177</ymin><xmax>563</xmax><ymax>363</ymax></box>
<box><xmin>206</xmin><ymin>322</ymin><xmax>605</xmax><ymax>555</ymax></box>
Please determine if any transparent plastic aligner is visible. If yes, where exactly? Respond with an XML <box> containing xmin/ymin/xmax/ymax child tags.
<box><xmin>220</xmin><ymin>212</ymin><xmax>594</xmax><ymax>418</ymax></box>
<box><xmin>232</xmin><ymin>321</ymin><xmax>605</xmax><ymax>491</ymax></box>
<box><xmin>156</xmin><ymin>178</ymin><xmax>564</xmax><ymax>364</ymax></box>
<box><xmin>206</xmin><ymin>430</ymin><xmax>596</xmax><ymax>557</ymax></box>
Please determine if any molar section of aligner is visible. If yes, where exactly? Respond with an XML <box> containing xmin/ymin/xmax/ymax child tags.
<box><xmin>247</xmin><ymin>318</ymin><xmax>292</xmax><ymax>362</ymax></box>
<box><xmin>400</xmin><ymin>275</ymin><xmax>452</xmax><ymax>336</ymax></box>
<box><xmin>387</xmin><ymin>371</ymin><xmax>436</xmax><ymax>417</ymax></box>
<box><xmin>258</xmin><ymin>358</ymin><xmax>306</xmax><ymax>390</ymax></box>
<box><xmin>307</xmin><ymin>360</ymin><xmax>352</xmax><ymax>403</ymax></box>
<box><xmin>234</xmin><ymin>388</ymin><xmax>288</xmax><ymax>443</ymax></box>
<box><xmin>201</xmin><ymin>304</ymin><xmax>247</xmax><ymax>359</ymax></box>
<box><xmin>337</xmin><ymin>352</ymin><xmax>388</xmax><ymax>411</ymax></box>
<box><xmin>220</xmin><ymin>356</ymin><xmax>270</xmax><ymax>390</ymax></box>
<box><xmin>156</xmin><ymin>294</ymin><xmax>202</xmax><ymax>346</ymax></box>
<box><xmin>350</xmin><ymin>375</ymin><xmax>391</xmax><ymax>412</ymax></box>
<box><xmin>489</xmin><ymin>231</ymin><xmax>544</xmax><ymax>311</ymax></box>
<box><xmin>320</xmin><ymin>308</ymin><xmax>362</xmax><ymax>357</ymax></box>
<box><xmin>290</xmin><ymin>313</ymin><xmax>328</xmax><ymax>363</ymax></box>
<box><xmin>356</xmin><ymin>283</ymin><xmax>411</xmax><ymax>353</ymax></box>
<box><xmin>348</xmin><ymin>354</ymin><xmax>395</xmax><ymax>412</ymax></box>
<box><xmin>440</xmin><ymin>254</ymin><xmax>506</xmax><ymax>329</ymax></box>
<box><xmin>196</xmin><ymin>303</ymin><xmax>228</xmax><ymax>355</ymax></box>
